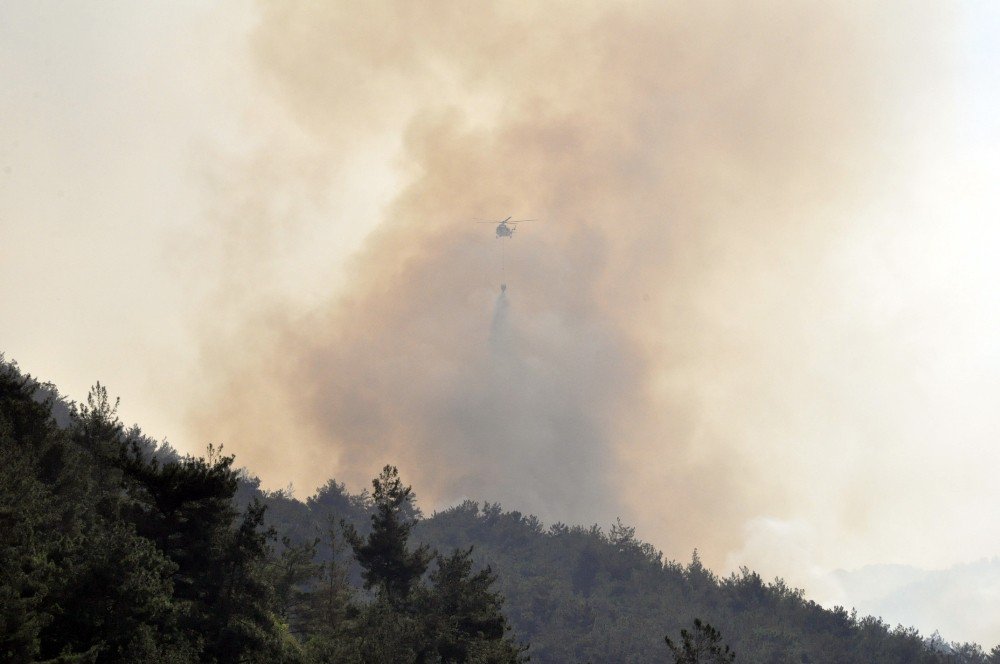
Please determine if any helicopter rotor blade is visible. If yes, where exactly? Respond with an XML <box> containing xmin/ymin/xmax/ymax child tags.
<box><xmin>508</xmin><ymin>219</ymin><xmax>536</xmax><ymax>223</ymax></box>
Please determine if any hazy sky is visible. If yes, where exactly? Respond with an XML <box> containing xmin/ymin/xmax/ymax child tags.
<box><xmin>3</xmin><ymin>0</ymin><xmax>1000</xmax><ymax>645</ymax></box>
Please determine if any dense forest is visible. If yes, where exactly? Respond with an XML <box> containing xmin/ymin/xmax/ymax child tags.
<box><xmin>3</xmin><ymin>357</ymin><xmax>999</xmax><ymax>663</ymax></box>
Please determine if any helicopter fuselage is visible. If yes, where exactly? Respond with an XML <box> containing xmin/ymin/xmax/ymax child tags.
<box><xmin>495</xmin><ymin>221</ymin><xmax>515</xmax><ymax>238</ymax></box>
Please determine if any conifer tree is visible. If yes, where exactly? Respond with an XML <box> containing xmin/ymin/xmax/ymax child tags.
<box><xmin>422</xmin><ymin>547</ymin><xmax>525</xmax><ymax>663</ymax></box>
<box><xmin>666</xmin><ymin>619</ymin><xmax>736</xmax><ymax>663</ymax></box>
<box><xmin>342</xmin><ymin>465</ymin><xmax>431</xmax><ymax>607</ymax></box>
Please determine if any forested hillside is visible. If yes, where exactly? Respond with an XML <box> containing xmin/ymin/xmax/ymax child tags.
<box><xmin>3</xmin><ymin>358</ymin><xmax>999</xmax><ymax>663</ymax></box>
<box><xmin>249</xmin><ymin>474</ymin><xmax>1000</xmax><ymax>663</ymax></box>
<box><xmin>0</xmin><ymin>360</ymin><xmax>521</xmax><ymax>662</ymax></box>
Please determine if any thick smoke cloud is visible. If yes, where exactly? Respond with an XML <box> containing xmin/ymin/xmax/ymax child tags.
<box><xmin>188</xmin><ymin>1</ymin><xmax>963</xmax><ymax>567</ymax></box>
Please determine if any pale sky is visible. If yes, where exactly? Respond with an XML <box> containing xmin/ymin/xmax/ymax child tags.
<box><xmin>1</xmin><ymin>1</ymin><xmax>396</xmax><ymax>435</ymax></box>
<box><xmin>2</xmin><ymin>0</ymin><xmax>1000</xmax><ymax>646</ymax></box>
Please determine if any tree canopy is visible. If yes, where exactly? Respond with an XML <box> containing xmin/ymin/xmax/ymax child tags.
<box><xmin>3</xmin><ymin>358</ymin><xmax>998</xmax><ymax>663</ymax></box>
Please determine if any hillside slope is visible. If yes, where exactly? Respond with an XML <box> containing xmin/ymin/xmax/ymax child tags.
<box><xmin>4</xmin><ymin>358</ymin><xmax>998</xmax><ymax>663</ymax></box>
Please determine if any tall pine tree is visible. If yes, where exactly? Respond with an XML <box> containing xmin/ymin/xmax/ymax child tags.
<box><xmin>342</xmin><ymin>465</ymin><xmax>431</xmax><ymax>607</ymax></box>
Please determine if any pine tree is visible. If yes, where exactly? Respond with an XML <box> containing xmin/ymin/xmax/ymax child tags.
<box><xmin>300</xmin><ymin>522</ymin><xmax>359</xmax><ymax>661</ymax></box>
<box><xmin>422</xmin><ymin>547</ymin><xmax>526</xmax><ymax>663</ymax></box>
<box><xmin>334</xmin><ymin>467</ymin><xmax>526</xmax><ymax>662</ymax></box>
<box><xmin>666</xmin><ymin>619</ymin><xmax>736</xmax><ymax>663</ymax></box>
<box><xmin>342</xmin><ymin>465</ymin><xmax>431</xmax><ymax>607</ymax></box>
<box><xmin>118</xmin><ymin>443</ymin><xmax>287</xmax><ymax>662</ymax></box>
<box><xmin>1</xmin><ymin>366</ymin><xmax>193</xmax><ymax>661</ymax></box>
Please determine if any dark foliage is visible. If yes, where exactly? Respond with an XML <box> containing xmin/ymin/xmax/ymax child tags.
<box><xmin>0</xmin><ymin>360</ymin><xmax>289</xmax><ymax>662</ymax></box>
<box><xmin>342</xmin><ymin>465</ymin><xmax>432</xmax><ymax>606</ymax></box>
<box><xmin>4</xmin><ymin>357</ymin><xmax>999</xmax><ymax>664</ymax></box>
<box><xmin>666</xmin><ymin>619</ymin><xmax>736</xmax><ymax>663</ymax></box>
<box><xmin>322</xmin><ymin>465</ymin><xmax>526</xmax><ymax>662</ymax></box>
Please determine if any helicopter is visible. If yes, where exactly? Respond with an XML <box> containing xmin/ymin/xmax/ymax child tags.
<box><xmin>474</xmin><ymin>216</ymin><xmax>535</xmax><ymax>238</ymax></box>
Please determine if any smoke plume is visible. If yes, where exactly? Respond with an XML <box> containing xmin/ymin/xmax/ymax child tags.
<box><xmin>187</xmin><ymin>1</ymin><xmax>977</xmax><ymax>569</ymax></box>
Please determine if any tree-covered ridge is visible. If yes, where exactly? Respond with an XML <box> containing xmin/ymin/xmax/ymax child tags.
<box><xmin>3</xmin><ymin>358</ymin><xmax>1000</xmax><ymax>662</ymax></box>
<box><xmin>0</xmin><ymin>361</ymin><xmax>289</xmax><ymax>662</ymax></box>
<box><xmin>0</xmin><ymin>361</ymin><xmax>522</xmax><ymax>662</ymax></box>
<box><xmin>415</xmin><ymin>503</ymin><xmax>1000</xmax><ymax>663</ymax></box>
<box><xmin>247</xmin><ymin>455</ymin><xmax>1000</xmax><ymax>663</ymax></box>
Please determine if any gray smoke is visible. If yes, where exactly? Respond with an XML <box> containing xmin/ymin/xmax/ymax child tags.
<box><xmin>186</xmin><ymin>0</ymin><xmax>958</xmax><ymax>567</ymax></box>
